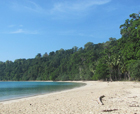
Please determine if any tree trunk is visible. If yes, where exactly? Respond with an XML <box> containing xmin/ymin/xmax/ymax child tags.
<box><xmin>79</xmin><ymin>66</ymin><xmax>82</xmax><ymax>80</ymax></box>
<box><xmin>110</xmin><ymin>74</ymin><xmax>112</xmax><ymax>82</ymax></box>
<box><xmin>118</xmin><ymin>69</ymin><xmax>121</xmax><ymax>81</ymax></box>
<box><xmin>124</xmin><ymin>72</ymin><xmax>128</xmax><ymax>80</ymax></box>
<box><xmin>115</xmin><ymin>69</ymin><xmax>117</xmax><ymax>81</ymax></box>
<box><xmin>128</xmin><ymin>71</ymin><xmax>131</xmax><ymax>81</ymax></box>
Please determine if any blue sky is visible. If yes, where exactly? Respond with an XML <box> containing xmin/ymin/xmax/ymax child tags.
<box><xmin>0</xmin><ymin>0</ymin><xmax>140</xmax><ymax>62</ymax></box>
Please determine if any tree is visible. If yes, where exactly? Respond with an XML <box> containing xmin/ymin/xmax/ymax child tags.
<box><xmin>93</xmin><ymin>63</ymin><xmax>109</xmax><ymax>80</ymax></box>
<box><xmin>84</xmin><ymin>42</ymin><xmax>94</xmax><ymax>50</ymax></box>
<box><xmin>127</xmin><ymin>60</ymin><xmax>140</xmax><ymax>80</ymax></box>
<box><xmin>0</xmin><ymin>61</ymin><xmax>3</xmax><ymax>64</ymax></box>
<box><xmin>57</xmin><ymin>48</ymin><xmax>65</xmax><ymax>54</ymax></box>
<box><xmin>35</xmin><ymin>53</ymin><xmax>42</xmax><ymax>59</ymax></box>
<box><xmin>1</xmin><ymin>12</ymin><xmax>140</xmax><ymax>81</ymax></box>
<box><xmin>72</xmin><ymin>46</ymin><xmax>78</xmax><ymax>52</ymax></box>
<box><xmin>78</xmin><ymin>47</ymin><xmax>83</xmax><ymax>51</ymax></box>
<box><xmin>49</xmin><ymin>51</ymin><xmax>55</xmax><ymax>56</ymax></box>
<box><xmin>43</xmin><ymin>52</ymin><xmax>48</xmax><ymax>57</ymax></box>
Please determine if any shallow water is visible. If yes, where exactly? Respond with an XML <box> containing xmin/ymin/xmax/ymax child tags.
<box><xmin>0</xmin><ymin>81</ymin><xmax>85</xmax><ymax>102</ymax></box>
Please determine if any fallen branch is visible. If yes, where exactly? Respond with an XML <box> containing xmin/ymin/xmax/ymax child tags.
<box><xmin>128</xmin><ymin>96</ymin><xmax>137</xmax><ymax>98</ymax></box>
<box><xmin>98</xmin><ymin>95</ymin><xmax>105</xmax><ymax>105</ymax></box>
<box><xmin>102</xmin><ymin>109</ymin><xmax>118</xmax><ymax>112</ymax></box>
<box><xmin>129</xmin><ymin>104</ymin><xmax>140</xmax><ymax>107</ymax></box>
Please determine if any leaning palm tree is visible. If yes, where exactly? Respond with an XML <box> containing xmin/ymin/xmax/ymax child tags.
<box><xmin>111</xmin><ymin>55</ymin><xmax>121</xmax><ymax>80</ymax></box>
<box><xmin>106</xmin><ymin>55</ymin><xmax>121</xmax><ymax>81</ymax></box>
<box><xmin>106</xmin><ymin>56</ymin><xmax>113</xmax><ymax>81</ymax></box>
<box><xmin>119</xmin><ymin>56</ymin><xmax>131</xmax><ymax>80</ymax></box>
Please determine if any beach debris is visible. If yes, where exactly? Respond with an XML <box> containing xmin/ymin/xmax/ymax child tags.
<box><xmin>129</xmin><ymin>104</ymin><xmax>140</xmax><ymax>107</ymax></box>
<box><xmin>131</xmin><ymin>101</ymin><xmax>138</xmax><ymax>103</ymax></box>
<box><xmin>128</xmin><ymin>96</ymin><xmax>137</xmax><ymax>98</ymax></box>
<box><xmin>98</xmin><ymin>95</ymin><xmax>105</xmax><ymax>105</ymax></box>
<box><xmin>102</xmin><ymin>109</ymin><xmax>118</xmax><ymax>112</ymax></box>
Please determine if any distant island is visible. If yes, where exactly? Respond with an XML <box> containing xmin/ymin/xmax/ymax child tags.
<box><xmin>0</xmin><ymin>12</ymin><xmax>140</xmax><ymax>81</ymax></box>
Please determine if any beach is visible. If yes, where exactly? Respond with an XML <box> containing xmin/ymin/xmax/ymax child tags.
<box><xmin>0</xmin><ymin>81</ymin><xmax>140</xmax><ymax>114</ymax></box>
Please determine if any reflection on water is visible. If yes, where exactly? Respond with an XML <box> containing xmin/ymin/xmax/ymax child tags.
<box><xmin>0</xmin><ymin>82</ymin><xmax>85</xmax><ymax>101</ymax></box>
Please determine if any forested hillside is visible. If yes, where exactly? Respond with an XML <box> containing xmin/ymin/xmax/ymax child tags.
<box><xmin>0</xmin><ymin>12</ymin><xmax>140</xmax><ymax>81</ymax></box>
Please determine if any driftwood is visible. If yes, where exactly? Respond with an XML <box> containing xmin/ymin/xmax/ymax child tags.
<box><xmin>128</xmin><ymin>96</ymin><xmax>137</xmax><ymax>98</ymax></box>
<box><xmin>98</xmin><ymin>95</ymin><xmax>105</xmax><ymax>105</ymax></box>
<box><xmin>129</xmin><ymin>104</ymin><xmax>140</xmax><ymax>107</ymax></box>
<box><xmin>102</xmin><ymin>109</ymin><xmax>118</xmax><ymax>112</ymax></box>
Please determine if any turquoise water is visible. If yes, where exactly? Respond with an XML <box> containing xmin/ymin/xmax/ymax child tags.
<box><xmin>0</xmin><ymin>81</ymin><xmax>85</xmax><ymax>102</ymax></box>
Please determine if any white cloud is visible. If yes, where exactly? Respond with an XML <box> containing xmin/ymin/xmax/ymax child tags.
<box><xmin>11</xmin><ymin>1</ymin><xmax>44</xmax><ymax>14</ymax></box>
<box><xmin>10</xmin><ymin>29</ymin><xmax>38</xmax><ymax>34</ymax></box>
<box><xmin>50</xmin><ymin>0</ymin><xmax>111</xmax><ymax>13</ymax></box>
<box><xmin>10</xmin><ymin>0</ymin><xmax>111</xmax><ymax>19</ymax></box>
<box><xmin>11</xmin><ymin>29</ymin><xmax>24</xmax><ymax>34</ymax></box>
<box><xmin>24</xmin><ymin>1</ymin><xmax>44</xmax><ymax>13</ymax></box>
<box><xmin>19</xmin><ymin>25</ymin><xmax>23</xmax><ymax>27</ymax></box>
<box><xmin>11</xmin><ymin>0</ymin><xmax>111</xmax><ymax>14</ymax></box>
<box><xmin>8</xmin><ymin>25</ymin><xmax>16</xmax><ymax>28</ymax></box>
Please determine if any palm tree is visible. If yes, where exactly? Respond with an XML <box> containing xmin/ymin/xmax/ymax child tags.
<box><xmin>106</xmin><ymin>56</ymin><xmax>113</xmax><ymax>81</ymax></box>
<box><xmin>106</xmin><ymin>55</ymin><xmax>121</xmax><ymax>81</ymax></box>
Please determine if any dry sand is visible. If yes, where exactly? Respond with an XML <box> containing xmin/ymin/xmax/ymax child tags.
<box><xmin>0</xmin><ymin>81</ymin><xmax>140</xmax><ymax>114</ymax></box>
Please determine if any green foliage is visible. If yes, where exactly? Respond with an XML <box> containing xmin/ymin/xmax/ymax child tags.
<box><xmin>0</xmin><ymin>43</ymin><xmax>103</xmax><ymax>81</ymax></box>
<box><xmin>84</xmin><ymin>42</ymin><xmax>94</xmax><ymax>50</ymax></box>
<box><xmin>0</xmin><ymin>12</ymin><xmax>140</xmax><ymax>81</ymax></box>
<box><xmin>93</xmin><ymin>63</ymin><xmax>109</xmax><ymax>80</ymax></box>
<box><xmin>35</xmin><ymin>53</ymin><xmax>42</xmax><ymax>59</ymax></box>
<box><xmin>127</xmin><ymin>60</ymin><xmax>140</xmax><ymax>80</ymax></box>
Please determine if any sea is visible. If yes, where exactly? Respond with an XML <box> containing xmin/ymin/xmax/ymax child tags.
<box><xmin>0</xmin><ymin>81</ymin><xmax>85</xmax><ymax>102</ymax></box>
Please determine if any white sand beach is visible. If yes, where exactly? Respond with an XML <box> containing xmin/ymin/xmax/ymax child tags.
<box><xmin>0</xmin><ymin>81</ymin><xmax>140</xmax><ymax>114</ymax></box>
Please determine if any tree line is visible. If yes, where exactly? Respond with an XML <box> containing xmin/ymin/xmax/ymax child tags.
<box><xmin>0</xmin><ymin>12</ymin><xmax>140</xmax><ymax>81</ymax></box>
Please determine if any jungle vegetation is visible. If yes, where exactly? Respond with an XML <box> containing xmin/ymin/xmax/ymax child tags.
<box><xmin>0</xmin><ymin>12</ymin><xmax>140</xmax><ymax>81</ymax></box>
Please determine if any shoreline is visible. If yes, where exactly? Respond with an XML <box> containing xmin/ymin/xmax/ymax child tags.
<box><xmin>1</xmin><ymin>81</ymin><xmax>140</xmax><ymax>113</ymax></box>
<box><xmin>0</xmin><ymin>81</ymin><xmax>86</xmax><ymax>103</ymax></box>
<box><xmin>0</xmin><ymin>81</ymin><xmax>87</xmax><ymax>103</ymax></box>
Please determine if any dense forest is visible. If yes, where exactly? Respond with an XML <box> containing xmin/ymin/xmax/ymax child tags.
<box><xmin>0</xmin><ymin>12</ymin><xmax>140</xmax><ymax>81</ymax></box>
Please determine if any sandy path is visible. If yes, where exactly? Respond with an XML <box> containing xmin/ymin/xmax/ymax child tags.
<box><xmin>0</xmin><ymin>81</ymin><xmax>140</xmax><ymax>114</ymax></box>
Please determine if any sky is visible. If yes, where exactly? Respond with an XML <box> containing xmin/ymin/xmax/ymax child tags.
<box><xmin>0</xmin><ymin>0</ymin><xmax>140</xmax><ymax>62</ymax></box>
